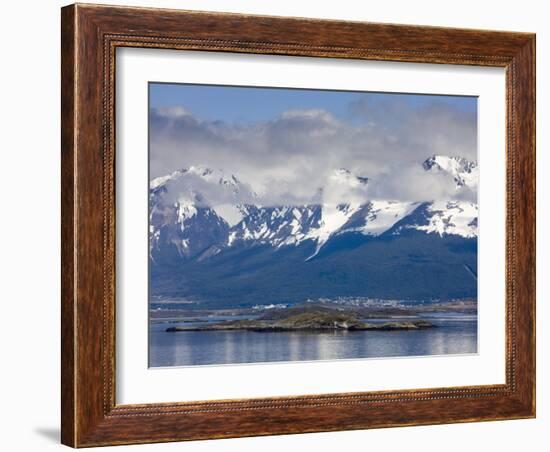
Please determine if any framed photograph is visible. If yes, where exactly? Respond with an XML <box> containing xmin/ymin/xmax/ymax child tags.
<box><xmin>61</xmin><ymin>3</ymin><xmax>536</xmax><ymax>447</ymax></box>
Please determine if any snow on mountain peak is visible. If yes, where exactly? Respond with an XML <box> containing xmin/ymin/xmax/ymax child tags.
<box><xmin>150</xmin><ymin>170</ymin><xmax>183</xmax><ymax>190</ymax></box>
<box><xmin>305</xmin><ymin>203</ymin><xmax>362</xmax><ymax>260</ymax></box>
<box><xmin>150</xmin><ymin>158</ymin><xmax>478</xmax><ymax>265</ymax></box>
<box><xmin>358</xmin><ymin>201</ymin><xmax>421</xmax><ymax>236</ymax></box>
<box><xmin>187</xmin><ymin>165</ymin><xmax>214</xmax><ymax>177</ymax></box>
<box><xmin>150</xmin><ymin>166</ymin><xmax>242</xmax><ymax>191</ymax></box>
<box><xmin>414</xmin><ymin>201</ymin><xmax>478</xmax><ymax>238</ymax></box>
<box><xmin>423</xmin><ymin>155</ymin><xmax>478</xmax><ymax>189</ymax></box>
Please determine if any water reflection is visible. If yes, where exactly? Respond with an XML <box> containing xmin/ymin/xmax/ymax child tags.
<box><xmin>149</xmin><ymin>315</ymin><xmax>477</xmax><ymax>367</ymax></box>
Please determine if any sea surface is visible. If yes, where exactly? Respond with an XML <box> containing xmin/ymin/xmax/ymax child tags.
<box><xmin>148</xmin><ymin>312</ymin><xmax>477</xmax><ymax>367</ymax></box>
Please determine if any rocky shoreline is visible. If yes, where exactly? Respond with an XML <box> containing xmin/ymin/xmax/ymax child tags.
<box><xmin>165</xmin><ymin>308</ymin><xmax>435</xmax><ymax>333</ymax></box>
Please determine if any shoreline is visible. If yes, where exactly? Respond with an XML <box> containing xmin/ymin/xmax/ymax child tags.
<box><xmin>163</xmin><ymin>306</ymin><xmax>437</xmax><ymax>333</ymax></box>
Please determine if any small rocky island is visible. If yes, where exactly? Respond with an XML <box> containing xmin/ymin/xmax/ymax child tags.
<box><xmin>165</xmin><ymin>306</ymin><xmax>435</xmax><ymax>333</ymax></box>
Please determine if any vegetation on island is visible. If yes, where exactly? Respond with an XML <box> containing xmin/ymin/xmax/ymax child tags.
<box><xmin>165</xmin><ymin>305</ymin><xmax>435</xmax><ymax>333</ymax></box>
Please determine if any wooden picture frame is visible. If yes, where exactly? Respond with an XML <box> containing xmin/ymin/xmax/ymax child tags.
<box><xmin>61</xmin><ymin>3</ymin><xmax>535</xmax><ymax>447</ymax></box>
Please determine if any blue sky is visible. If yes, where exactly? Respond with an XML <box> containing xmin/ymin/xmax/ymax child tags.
<box><xmin>149</xmin><ymin>82</ymin><xmax>476</xmax><ymax>124</ymax></box>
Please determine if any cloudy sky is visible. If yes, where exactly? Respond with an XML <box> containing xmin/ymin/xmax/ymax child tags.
<box><xmin>149</xmin><ymin>83</ymin><xmax>477</xmax><ymax>205</ymax></box>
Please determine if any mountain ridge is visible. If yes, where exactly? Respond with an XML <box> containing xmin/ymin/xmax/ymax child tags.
<box><xmin>148</xmin><ymin>156</ymin><xmax>478</xmax><ymax>306</ymax></box>
<box><xmin>150</xmin><ymin>155</ymin><xmax>478</xmax><ymax>264</ymax></box>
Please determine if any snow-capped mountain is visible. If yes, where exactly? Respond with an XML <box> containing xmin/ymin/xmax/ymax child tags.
<box><xmin>423</xmin><ymin>155</ymin><xmax>478</xmax><ymax>189</ymax></box>
<box><xmin>149</xmin><ymin>157</ymin><xmax>478</xmax><ymax>265</ymax></box>
<box><xmin>149</xmin><ymin>157</ymin><xmax>478</xmax><ymax>305</ymax></box>
<box><xmin>149</xmin><ymin>165</ymin><xmax>251</xmax><ymax>262</ymax></box>
<box><xmin>150</xmin><ymin>165</ymin><xmax>242</xmax><ymax>191</ymax></box>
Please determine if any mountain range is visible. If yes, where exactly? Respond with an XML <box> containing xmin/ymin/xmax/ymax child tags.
<box><xmin>149</xmin><ymin>155</ymin><xmax>478</xmax><ymax>307</ymax></box>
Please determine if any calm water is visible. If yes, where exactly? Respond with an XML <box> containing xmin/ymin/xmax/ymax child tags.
<box><xmin>149</xmin><ymin>312</ymin><xmax>477</xmax><ymax>367</ymax></box>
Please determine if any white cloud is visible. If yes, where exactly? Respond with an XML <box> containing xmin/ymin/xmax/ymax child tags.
<box><xmin>155</xmin><ymin>105</ymin><xmax>192</xmax><ymax>118</ymax></box>
<box><xmin>149</xmin><ymin>97</ymin><xmax>477</xmax><ymax>205</ymax></box>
